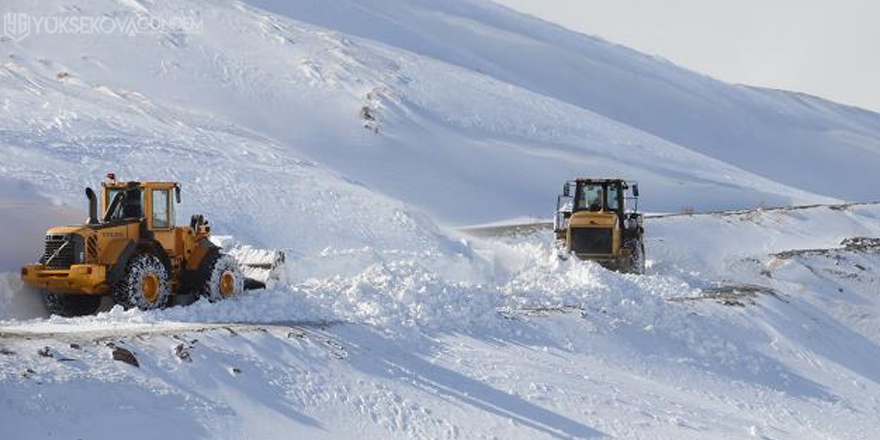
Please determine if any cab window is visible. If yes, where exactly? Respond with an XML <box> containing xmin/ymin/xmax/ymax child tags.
<box><xmin>606</xmin><ymin>185</ymin><xmax>620</xmax><ymax>211</ymax></box>
<box><xmin>105</xmin><ymin>188</ymin><xmax>144</xmax><ymax>221</ymax></box>
<box><xmin>106</xmin><ymin>189</ymin><xmax>123</xmax><ymax>212</ymax></box>
<box><xmin>151</xmin><ymin>189</ymin><xmax>171</xmax><ymax>229</ymax></box>
<box><xmin>575</xmin><ymin>184</ymin><xmax>604</xmax><ymax>211</ymax></box>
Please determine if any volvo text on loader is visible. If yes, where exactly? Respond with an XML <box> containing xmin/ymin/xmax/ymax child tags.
<box><xmin>20</xmin><ymin>174</ymin><xmax>245</xmax><ymax>316</ymax></box>
<box><xmin>554</xmin><ymin>178</ymin><xmax>645</xmax><ymax>274</ymax></box>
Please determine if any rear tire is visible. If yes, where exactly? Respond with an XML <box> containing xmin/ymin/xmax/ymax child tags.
<box><xmin>112</xmin><ymin>253</ymin><xmax>171</xmax><ymax>310</ymax></box>
<box><xmin>195</xmin><ymin>253</ymin><xmax>244</xmax><ymax>302</ymax></box>
<box><xmin>623</xmin><ymin>239</ymin><xmax>646</xmax><ymax>275</ymax></box>
<box><xmin>44</xmin><ymin>293</ymin><xmax>101</xmax><ymax>317</ymax></box>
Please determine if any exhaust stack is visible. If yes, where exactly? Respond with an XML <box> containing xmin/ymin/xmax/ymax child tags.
<box><xmin>85</xmin><ymin>187</ymin><xmax>99</xmax><ymax>225</ymax></box>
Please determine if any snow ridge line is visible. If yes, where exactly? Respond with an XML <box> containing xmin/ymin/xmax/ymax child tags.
<box><xmin>0</xmin><ymin>320</ymin><xmax>346</xmax><ymax>342</ymax></box>
<box><xmin>459</xmin><ymin>201</ymin><xmax>880</xmax><ymax>238</ymax></box>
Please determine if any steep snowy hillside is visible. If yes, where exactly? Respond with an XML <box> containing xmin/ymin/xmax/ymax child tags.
<box><xmin>247</xmin><ymin>0</ymin><xmax>880</xmax><ymax>203</ymax></box>
<box><xmin>0</xmin><ymin>36</ymin><xmax>462</xmax><ymax>254</ymax></box>
<box><xmin>1</xmin><ymin>0</ymin><xmax>858</xmax><ymax>225</ymax></box>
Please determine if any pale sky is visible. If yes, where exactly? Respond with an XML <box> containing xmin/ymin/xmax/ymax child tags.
<box><xmin>492</xmin><ymin>0</ymin><xmax>880</xmax><ymax>113</ymax></box>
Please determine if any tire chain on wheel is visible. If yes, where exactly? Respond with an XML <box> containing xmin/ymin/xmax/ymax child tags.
<box><xmin>196</xmin><ymin>253</ymin><xmax>244</xmax><ymax>302</ymax></box>
<box><xmin>623</xmin><ymin>238</ymin><xmax>646</xmax><ymax>275</ymax></box>
<box><xmin>112</xmin><ymin>253</ymin><xmax>171</xmax><ymax>310</ymax></box>
<box><xmin>44</xmin><ymin>292</ymin><xmax>101</xmax><ymax>317</ymax></box>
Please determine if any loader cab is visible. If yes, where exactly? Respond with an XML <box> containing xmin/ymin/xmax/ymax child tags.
<box><xmin>100</xmin><ymin>178</ymin><xmax>193</xmax><ymax>278</ymax></box>
<box><xmin>103</xmin><ymin>185</ymin><xmax>144</xmax><ymax>222</ymax></box>
<box><xmin>555</xmin><ymin>179</ymin><xmax>638</xmax><ymax>234</ymax></box>
<box><xmin>102</xmin><ymin>181</ymin><xmax>181</xmax><ymax>230</ymax></box>
<box><xmin>573</xmin><ymin>181</ymin><xmax>623</xmax><ymax>213</ymax></box>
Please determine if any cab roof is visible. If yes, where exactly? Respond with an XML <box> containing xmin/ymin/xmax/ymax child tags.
<box><xmin>571</xmin><ymin>178</ymin><xmax>631</xmax><ymax>185</ymax></box>
<box><xmin>102</xmin><ymin>181</ymin><xmax>179</xmax><ymax>188</ymax></box>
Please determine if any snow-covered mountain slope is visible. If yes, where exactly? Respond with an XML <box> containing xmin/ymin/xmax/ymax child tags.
<box><xmin>247</xmin><ymin>0</ymin><xmax>880</xmax><ymax>204</ymax></box>
<box><xmin>3</xmin><ymin>205</ymin><xmax>880</xmax><ymax>440</ymax></box>
<box><xmin>4</xmin><ymin>0</ymin><xmax>875</xmax><ymax>225</ymax></box>
<box><xmin>0</xmin><ymin>36</ymin><xmax>465</xmax><ymax>255</ymax></box>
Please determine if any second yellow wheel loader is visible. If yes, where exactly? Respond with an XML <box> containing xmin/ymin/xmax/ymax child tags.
<box><xmin>20</xmin><ymin>174</ymin><xmax>246</xmax><ymax>316</ymax></box>
<box><xmin>554</xmin><ymin>178</ymin><xmax>645</xmax><ymax>274</ymax></box>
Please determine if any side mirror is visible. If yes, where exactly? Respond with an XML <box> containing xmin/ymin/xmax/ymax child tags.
<box><xmin>632</xmin><ymin>184</ymin><xmax>640</xmax><ymax>197</ymax></box>
<box><xmin>563</xmin><ymin>183</ymin><xmax>571</xmax><ymax>197</ymax></box>
<box><xmin>175</xmin><ymin>185</ymin><xmax>181</xmax><ymax>204</ymax></box>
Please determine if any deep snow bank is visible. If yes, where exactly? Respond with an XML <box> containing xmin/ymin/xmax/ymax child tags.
<box><xmin>0</xmin><ymin>178</ymin><xmax>85</xmax><ymax>320</ymax></box>
<box><xmin>0</xmin><ymin>177</ymin><xmax>82</xmax><ymax>272</ymax></box>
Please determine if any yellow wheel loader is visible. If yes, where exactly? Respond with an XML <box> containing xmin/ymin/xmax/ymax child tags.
<box><xmin>20</xmin><ymin>174</ymin><xmax>245</xmax><ymax>316</ymax></box>
<box><xmin>554</xmin><ymin>178</ymin><xmax>645</xmax><ymax>274</ymax></box>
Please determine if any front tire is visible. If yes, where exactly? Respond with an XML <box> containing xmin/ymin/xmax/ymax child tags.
<box><xmin>196</xmin><ymin>253</ymin><xmax>244</xmax><ymax>302</ymax></box>
<box><xmin>113</xmin><ymin>253</ymin><xmax>171</xmax><ymax>310</ymax></box>
<box><xmin>44</xmin><ymin>293</ymin><xmax>101</xmax><ymax>317</ymax></box>
<box><xmin>623</xmin><ymin>239</ymin><xmax>646</xmax><ymax>275</ymax></box>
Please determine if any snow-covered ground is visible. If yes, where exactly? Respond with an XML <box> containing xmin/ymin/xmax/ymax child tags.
<box><xmin>3</xmin><ymin>204</ymin><xmax>880</xmax><ymax>439</ymax></box>
<box><xmin>2</xmin><ymin>0</ymin><xmax>880</xmax><ymax>438</ymax></box>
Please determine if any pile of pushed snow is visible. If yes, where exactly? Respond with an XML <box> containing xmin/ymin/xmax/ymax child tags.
<box><xmin>29</xmin><ymin>256</ymin><xmax>498</xmax><ymax>334</ymax></box>
<box><xmin>9</xmin><ymin>234</ymin><xmax>702</xmax><ymax>338</ymax></box>
<box><xmin>500</xmin><ymin>245</ymin><xmax>697</xmax><ymax>318</ymax></box>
